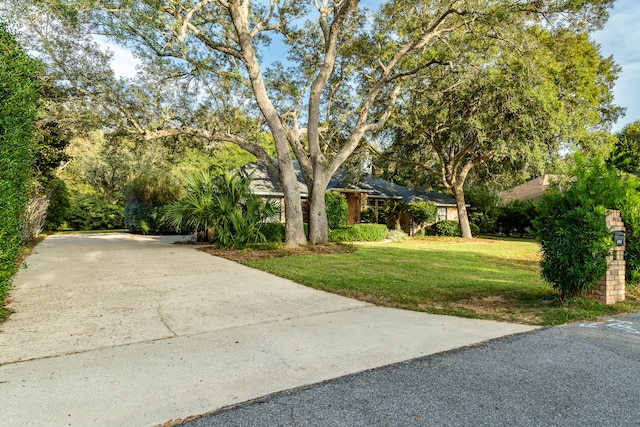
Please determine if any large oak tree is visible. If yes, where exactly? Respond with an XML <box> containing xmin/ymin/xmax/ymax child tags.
<box><xmin>4</xmin><ymin>0</ymin><xmax>616</xmax><ymax>245</ymax></box>
<box><xmin>378</xmin><ymin>24</ymin><xmax>621</xmax><ymax>238</ymax></box>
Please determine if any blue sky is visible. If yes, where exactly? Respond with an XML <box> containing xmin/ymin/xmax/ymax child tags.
<box><xmin>107</xmin><ymin>1</ymin><xmax>638</xmax><ymax>133</ymax></box>
<box><xmin>592</xmin><ymin>0</ymin><xmax>640</xmax><ymax>132</ymax></box>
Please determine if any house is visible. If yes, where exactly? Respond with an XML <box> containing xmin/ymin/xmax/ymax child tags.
<box><xmin>499</xmin><ymin>175</ymin><xmax>558</xmax><ymax>204</ymax></box>
<box><xmin>235</xmin><ymin>161</ymin><xmax>459</xmax><ymax>233</ymax></box>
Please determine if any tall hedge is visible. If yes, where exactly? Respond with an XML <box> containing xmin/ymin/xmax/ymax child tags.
<box><xmin>325</xmin><ymin>191</ymin><xmax>348</xmax><ymax>229</ymax></box>
<box><xmin>0</xmin><ymin>24</ymin><xmax>40</xmax><ymax>315</ymax></box>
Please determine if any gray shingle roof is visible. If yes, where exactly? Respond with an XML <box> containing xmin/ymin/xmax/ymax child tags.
<box><xmin>236</xmin><ymin>161</ymin><xmax>457</xmax><ymax>207</ymax></box>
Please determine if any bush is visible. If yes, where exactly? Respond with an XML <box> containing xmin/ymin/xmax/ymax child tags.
<box><xmin>435</xmin><ymin>220</ymin><xmax>461</xmax><ymax>236</ymax></box>
<box><xmin>65</xmin><ymin>195</ymin><xmax>124</xmax><ymax>230</ymax></box>
<box><xmin>409</xmin><ymin>201</ymin><xmax>437</xmax><ymax>225</ymax></box>
<box><xmin>168</xmin><ymin>171</ymin><xmax>278</xmax><ymax>248</ymax></box>
<box><xmin>124</xmin><ymin>172</ymin><xmax>182</xmax><ymax>234</ymax></box>
<box><xmin>44</xmin><ymin>177</ymin><xmax>70</xmax><ymax>231</ymax></box>
<box><xmin>359</xmin><ymin>208</ymin><xmax>379</xmax><ymax>224</ymax></box>
<box><xmin>325</xmin><ymin>191</ymin><xmax>348</xmax><ymax>229</ymax></box>
<box><xmin>497</xmin><ymin>200</ymin><xmax>538</xmax><ymax>237</ymax></box>
<box><xmin>328</xmin><ymin>224</ymin><xmax>387</xmax><ymax>242</ymax></box>
<box><xmin>465</xmin><ymin>186</ymin><xmax>501</xmax><ymax>234</ymax></box>
<box><xmin>262</xmin><ymin>222</ymin><xmax>286</xmax><ymax>243</ymax></box>
<box><xmin>0</xmin><ymin>24</ymin><xmax>40</xmax><ymax>316</ymax></box>
<box><xmin>531</xmin><ymin>158</ymin><xmax>640</xmax><ymax>298</ymax></box>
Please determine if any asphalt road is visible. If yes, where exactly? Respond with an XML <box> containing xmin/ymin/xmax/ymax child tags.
<box><xmin>179</xmin><ymin>313</ymin><xmax>640</xmax><ymax>427</ymax></box>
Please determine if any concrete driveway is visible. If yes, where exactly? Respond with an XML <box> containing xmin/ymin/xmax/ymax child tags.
<box><xmin>0</xmin><ymin>233</ymin><xmax>536</xmax><ymax>426</ymax></box>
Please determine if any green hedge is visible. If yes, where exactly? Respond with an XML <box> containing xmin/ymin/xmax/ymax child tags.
<box><xmin>435</xmin><ymin>220</ymin><xmax>480</xmax><ymax>237</ymax></box>
<box><xmin>0</xmin><ymin>24</ymin><xmax>40</xmax><ymax>317</ymax></box>
<box><xmin>329</xmin><ymin>224</ymin><xmax>387</xmax><ymax>242</ymax></box>
<box><xmin>325</xmin><ymin>191</ymin><xmax>348</xmax><ymax>229</ymax></box>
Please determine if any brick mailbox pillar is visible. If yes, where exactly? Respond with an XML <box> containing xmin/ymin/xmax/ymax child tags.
<box><xmin>597</xmin><ymin>209</ymin><xmax>626</xmax><ymax>305</ymax></box>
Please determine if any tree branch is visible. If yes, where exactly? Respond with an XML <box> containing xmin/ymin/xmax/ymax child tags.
<box><xmin>144</xmin><ymin>127</ymin><xmax>278</xmax><ymax>175</ymax></box>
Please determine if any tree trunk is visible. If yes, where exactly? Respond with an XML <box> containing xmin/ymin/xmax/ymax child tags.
<box><xmin>308</xmin><ymin>177</ymin><xmax>330</xmax><ymax>245</ymax></box>
<box><xmin>452</xmin><ymin>185</ymin><xmax>473</xmax><ymax>239</ymax></box>
<box><xmin>277</xmin><ymin>155</ymin><xmax>307</xmax><ymax>247</ymax></box>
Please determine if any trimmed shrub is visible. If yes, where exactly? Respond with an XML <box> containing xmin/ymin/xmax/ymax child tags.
<box><xmin>325</xmin><ymin>191</ymin><xmax>348</xmax><ymax>229</ymax></box>
<box><xmin>435</xmin><ymin>220</ymin><xmax>461</xmax><ymax>236</ymax></box>
<box><xmin>533</xmin><ymin>194</ymin><xmax>611</xmax><ymax>299</ymax></box>
<box><xmin>328</xmin><ymin>224</ymin><xmax>387</xmax><ymax>242</ymax></box>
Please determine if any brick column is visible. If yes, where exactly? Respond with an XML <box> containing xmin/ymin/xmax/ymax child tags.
<box><xmin>597</xmin><ymin>209</ymin><xmax>626</xmax><ymax>305</ymax></box>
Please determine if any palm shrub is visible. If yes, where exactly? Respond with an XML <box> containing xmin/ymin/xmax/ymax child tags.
<box><xmin>167</xmin><ymin>170</ymin><xmax>218</xmax><ymax>241</ymax></box>
<box><xmin>381</xmin><ymin>200</ymin><xmax>410</xmax><ymax>230</ymax></box>
<box><xmin>168</xmin><ymin>170</ymin><xmax>278</xmax><ymax>248</ymax></box>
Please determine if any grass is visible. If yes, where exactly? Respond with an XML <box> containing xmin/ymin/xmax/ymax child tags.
<box><xmin>236</xmin><ymin>236</ymin><xmax>640</xmax><ymax>326</ymax></box>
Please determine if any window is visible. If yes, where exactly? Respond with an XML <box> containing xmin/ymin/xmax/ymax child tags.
<box><xmin>437</xmin><ymin>207</ymin><xmax>447</xmax><ymax>222</ymax></box>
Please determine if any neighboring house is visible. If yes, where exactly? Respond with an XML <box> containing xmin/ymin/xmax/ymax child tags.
<box><xmin>499</xmin><ymin>175</ymin><xmax>558</xmax><ymax>204</ymax></box>
<box><xmin>235</xmin><ymin>161</ymin><xmax>459</xmax><ymax>233</ymax></box>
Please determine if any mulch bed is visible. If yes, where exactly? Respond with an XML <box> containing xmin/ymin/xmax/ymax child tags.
<box><xmin>198</xmin><ymin>244</ymin><xmax>355</xmax><ymax>262</ymax></box>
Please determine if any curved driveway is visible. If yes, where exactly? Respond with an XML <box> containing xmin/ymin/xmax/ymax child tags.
<box><xmin>0</xmin><ymin>233</ymin><xmax>536</xmax><ymax>426</ymax></box>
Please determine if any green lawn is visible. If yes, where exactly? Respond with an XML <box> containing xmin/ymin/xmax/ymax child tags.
<box><xmin>241</xmin><ymin>237</ymin><xmax>640</xmax><ymax>325</ymax></box>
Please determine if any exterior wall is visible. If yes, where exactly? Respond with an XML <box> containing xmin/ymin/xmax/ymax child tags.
<box><xmin>446</xmin><ymin>207</ymin><xmax>459</xmax><ymax>221</ymax></box>
<box><xmin>344</xmin><ymin>192</ymin><xmax>363</xmax><ymax>225</ymax></box>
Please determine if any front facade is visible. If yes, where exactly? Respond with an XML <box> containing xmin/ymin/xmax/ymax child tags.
<box><xmin>236</xmin><ymin>161</ymin><xmax>459</xmax><ymax>233</ymax></box>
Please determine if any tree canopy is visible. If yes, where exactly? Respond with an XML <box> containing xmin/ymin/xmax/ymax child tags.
<box><xmin>1</xmin><ymin>0</ymin><xmax>619</xmax><ymax>244</ymax></box>
<box><xmin>609</xmin><ymin>120</ymin><xmax>640</xmax><ymax>174</ymax></box>
<box><xmin>376</xmin><ymin>18</ymin><xmax>620</xmax><ymax>237</ymax></box>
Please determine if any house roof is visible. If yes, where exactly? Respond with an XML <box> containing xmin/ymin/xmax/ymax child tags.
<box><xmin>236</xmin><ymin>161</ymin><xmax>457</xmax><ymax>207</ymax></box>
<box><xmin>500</xmin><ymin>175</ymin><xmax>557</xmax><ymax>204</ymax></box>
